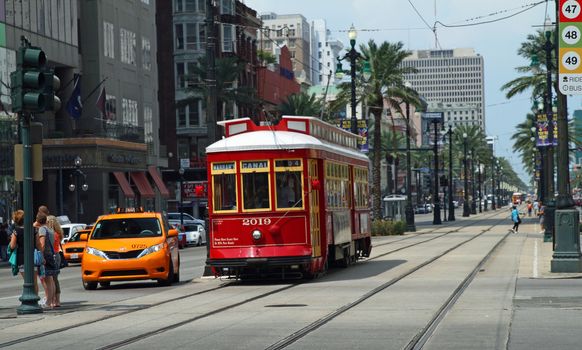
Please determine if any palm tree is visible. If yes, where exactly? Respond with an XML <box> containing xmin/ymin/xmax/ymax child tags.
<box><xmin>335</xmin><ymin>40</ymin><xmax>417</xmax><ymax>219</ymax></box>
<box><xmin>500</xmin><ymin>30</ymin><xmax>553</xmax><ymax>101</ymax></box>
<box><xmin>278</xmin><ymin>92</ymin><xmax>322</xmax><ymax>117</ymax></box>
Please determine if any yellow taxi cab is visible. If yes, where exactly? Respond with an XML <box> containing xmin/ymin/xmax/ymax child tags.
<box><xmin>80</xmin><ymin>208</ymin><xmax>180</xmax><ymax>290</ymax></box>
<box><xmin>62</xmin><ymin>228</ymin><xmax>91</xmax><ymax>263</ymax></box>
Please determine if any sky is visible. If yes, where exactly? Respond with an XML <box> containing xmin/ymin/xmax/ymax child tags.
<box><xmin>243</xmin><ymin>0</ymin><xmax>578</xmax><ymax>182</ymax></box>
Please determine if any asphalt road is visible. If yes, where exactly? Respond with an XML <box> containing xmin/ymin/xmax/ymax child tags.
<box><xmin>0</xmin><ymin>244</ymin><xmax>208</xmax><ymax>313</ymax></box>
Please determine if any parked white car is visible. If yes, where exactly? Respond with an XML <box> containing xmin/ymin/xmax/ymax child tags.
<box><xmin>183</xmin><ymin>223</ymin><xmax>206</xmax><ymax>246</ymax></box>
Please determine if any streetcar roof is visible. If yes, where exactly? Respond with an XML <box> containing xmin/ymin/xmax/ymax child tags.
<box><xmin>206</xmin><ymin>130</ymin><xmax>369</xmax><ymax>162</ymax></box>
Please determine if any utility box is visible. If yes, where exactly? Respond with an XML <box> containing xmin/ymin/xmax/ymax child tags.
<box><xmin>14</xmin><ymin>144</ymin><xmax>43</xmax><ymax>182</ymax></box>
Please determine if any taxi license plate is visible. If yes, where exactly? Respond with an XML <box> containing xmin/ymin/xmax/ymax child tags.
<box><xmin>71</xmin><ymin>253</ymin><xmax>78</xmax><ymax>259</ymax></box>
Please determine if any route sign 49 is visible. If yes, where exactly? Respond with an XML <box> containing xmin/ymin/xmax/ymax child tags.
<box><xmin>559</xmin><ymin>0</ymin><xmax>582</xmax><ymax>94</ymax></box>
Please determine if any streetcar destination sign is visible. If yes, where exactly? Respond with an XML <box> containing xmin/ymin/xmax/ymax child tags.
<box><xmin>559</xmin><ymin>0</ymin><xmax>582</xmax><ymax>94</ymax></box>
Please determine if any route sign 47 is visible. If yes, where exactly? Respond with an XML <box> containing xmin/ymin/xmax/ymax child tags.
<box><xmin>559</xmin><ymin>0</ymin><xmax>582</xmax><ymax>94</ymax></box>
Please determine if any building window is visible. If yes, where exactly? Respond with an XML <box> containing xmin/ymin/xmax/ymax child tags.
<box><xmin>186</xmin><ymin>23</ymin><xmax>198</xmax><ymax>50</ymax></box>
<box><xmin>177</xmin><ymin>105</ymin><xmax>187</xmax><ymax>127</ymax></box>
<box><xmin>222</xmin><ymin>24</ymin><xmax>235</xmax><ymax>52</ymax></box>
<box><xmin>220</xmin><ymin>0</ymin><xmax>234</xmax><ymax>15</ymax></box>
<box><xmin>176</xmin><ymin>62</ymin><xmax>185</xmax><ymax>89</ymax></box>
<box><xmin>188</xmin><ymin>100</ymin><xmax>200</xmax><ymax>126</ymax></box>
<box><xmin>175</xmin><ymin>23</ymin><xmax>184</xmax><ymax>50</ymax></box>
<box><xmin>121</xmin><ymin>98</ymin><xmax>138</xmax><ymax>126</ymax></box>
<box><xmin>120</xmin><ymin>28</ymin><xmax>136</xmax><ymax>65</ymax></box>
<box><xmin>144</xmin><ymin>106</ymin><xmax>153</xmax><ymax>144</ymax></box>
<box><xmin>185</xmin><ymin>0</ymin><xmax>197</xmax><ymax>12</ymax></box>
<box><xmin>105</xmin><ymin>95</ymin><xmax>117</xmax><ymax>121</ymax></box>
<box><xmin>104</xmin><ymin>22</ymin><xmax>115</xmax><ymax>59</ymax></box>
<box><xmin>174</xmin><ymin>0</ymin><xmax>183</xmax><ymax>12</ymax></box>
<box><xmin>142</xmin><ymin>37</ymin><xmax>151</xmax><ymax>71</ymax></box>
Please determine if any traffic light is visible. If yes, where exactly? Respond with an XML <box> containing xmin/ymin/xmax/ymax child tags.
<box><xmin>43</xmin><ymin>70</ymin><xmax>61</xmax><ymax>112</ymax></box>
<box><xmin>10</xmin><ymin>46</ymin><xmax>47</xmax><ymax>113</ymax></box>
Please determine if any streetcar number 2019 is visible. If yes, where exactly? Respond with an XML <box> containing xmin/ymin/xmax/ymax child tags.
<box><xmin>242</xmin><ymin>218</ymin><xmax>272</xmax><ymax>226</ymax></box>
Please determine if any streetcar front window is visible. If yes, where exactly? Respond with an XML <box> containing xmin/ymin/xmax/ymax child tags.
<box><xmin>275</xmin><ymin>171</ymin><xmax>303</xmax><ymax>209</ymax></box>
<box><xmin>213</xmin><ymin>173</ymin><xmax>237</xmax><ymax>211</ymax></box>
<box><xmin>242</xmin><ymin>172</ymin><xmax>270</xmax><ymax>210</ymax></box>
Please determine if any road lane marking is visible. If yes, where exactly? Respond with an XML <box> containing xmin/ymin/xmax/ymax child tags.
<box><xmin>0</xmin><ymin>295</ymin><xmax>20</xmax><ymax>301</ymax></box>
<box><xmin>533</xmin><ymin>239</ymin><xmax>539</xmax><ymax>278</ymax></box>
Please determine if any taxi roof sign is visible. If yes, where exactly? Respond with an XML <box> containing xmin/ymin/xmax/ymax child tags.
<box><xmin>115</xmin><ymin>207</ymin><xmax>144</xmax><ymax>214</ymax></box>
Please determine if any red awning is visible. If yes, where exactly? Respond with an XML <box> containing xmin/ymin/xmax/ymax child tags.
<box><xmin>113</xmin><ymin>172</ymin><xmax>136</xmax><ymax>198</ymax></box>
<box><xmin>130</xmin><ymin>172</ymin><xmax>156</xmax><ymax>198</ymax></box>
<box><xmin>147</xmin><ymin>165</ymin><xmax>170</xmax><ymax>198</ymax></box>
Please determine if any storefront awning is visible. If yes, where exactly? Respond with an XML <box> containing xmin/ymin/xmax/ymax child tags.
<box><xmin>147</xmin><ymin>165</ymin><xmax>170</xmax><ymax>198</ymax></box>
<box><xmin>113</xmin><ymin>172</ymin><xmax>136</xmax><ymax>198</ymax></box>
<box><xmin>130</xmin><ymin>172</ymin><xmax>155</xmax><ymax>198</ymax></box>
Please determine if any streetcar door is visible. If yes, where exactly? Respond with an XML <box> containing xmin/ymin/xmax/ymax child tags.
<box><xmin>308</xmin><ymin>159</ymin><xmax>321</xmax><ymax>257</ymax></box>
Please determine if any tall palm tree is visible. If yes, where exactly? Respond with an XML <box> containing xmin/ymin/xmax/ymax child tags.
<box><xmin>337</xmin><ymin>40</ymin><xmax>416</xmax><ymax>219</ymax></box>
<box><xmin>501</xmin><ymin>30</ymin><xmax>554</xmax><ymax>101</ymax></box>
<box><xmin>278</xmin><ymin>92</ymin><xmax>322</xmax><ymax>117</ymax></box>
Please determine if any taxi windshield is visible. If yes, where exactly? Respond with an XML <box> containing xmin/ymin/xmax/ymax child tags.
<box><xmin>92</xmin><ymin>218</ymin><xmax>162</xmax><ymax>239</ymax></box>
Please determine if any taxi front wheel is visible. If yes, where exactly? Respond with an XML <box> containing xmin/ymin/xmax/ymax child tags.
<box><xmin>83</xmin><ymin>281</ymin><xmax>98</xmax><ymax>290</ymax></box>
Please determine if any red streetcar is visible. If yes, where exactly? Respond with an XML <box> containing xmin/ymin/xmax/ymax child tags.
<box><xmin>206</xmin><ymin>116</ymin><xmax>372</xmax><ymax>278</ymax></box>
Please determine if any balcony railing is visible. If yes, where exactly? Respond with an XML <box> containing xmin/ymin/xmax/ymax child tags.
<box><xmin>46</xmin><ymin>122</ymin><xmax>145</xmax><ymax>144</ymax></box>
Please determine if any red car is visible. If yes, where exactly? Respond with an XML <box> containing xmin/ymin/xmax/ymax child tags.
<box><xmin>171</xmin><ymin>224</ymin><xmax>187</xmax><ymax>249</ymax></box>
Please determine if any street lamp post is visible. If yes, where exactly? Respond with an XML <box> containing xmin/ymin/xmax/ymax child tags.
<box><xmin>404</xmin><ymin>83</ymin><xmax>415</xmax><ymax>231</ymax></box>
<box><xmin>491</xmin><ymin>157</ymin><xmax>496</xmax><ymax>210</ymax></box>
<box><xmin>337</xmin><ymin>25</ymin><xmax>363</xmax><ymax>135</ymax></box>
<box><xmin>69</xmin><ymin>156</ymin><xmax>88</xmax><ymax>223</ymax></box>
<box><xmin>179</xmin><ymin>167</ymin><xmax>185</xmax><ymax>229</ymax></box>
<box><xmin>446</xmin><ymin>125</ymin><xmax>455</xmax><ymax>221</ymax></box>
<box><xmin>462</xmin><ymin>133</ymin><xmax>470</xmax><ymax>217</ymax></box>
<box><xmin>497</xmin><ymin>165</ymin><xmax>503</xmax><ymax>208</ymax></box>
<box><xmin>470</xmin><ymin>149</ymin><xmax>477</xmax><ymax>215</ymax></box>
<box><xmin>478</xmin><ymin>159</ymin><xmax>483</xmax><ymax>213</ymax></box>
<box><xmin>431</xmin><ymin>120</ymin><xmax>442</xmax><ymax>225</ymax></box>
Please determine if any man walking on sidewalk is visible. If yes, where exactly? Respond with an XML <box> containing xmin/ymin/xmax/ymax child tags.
<box><xmin>511</xmin><ymin>205</ymin><xmax>521</xmax><ymax>233</ymax></box>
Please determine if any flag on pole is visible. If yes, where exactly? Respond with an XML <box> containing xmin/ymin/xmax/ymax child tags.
<box><xmin>66</xmin><ymin>74</ymin><xmax>83</xmax><ymax>119</ymax></box>
<box><xmin>96</xmin><ymin>86</ymin><xmax>106</xmax><ymax>119</ymax></box>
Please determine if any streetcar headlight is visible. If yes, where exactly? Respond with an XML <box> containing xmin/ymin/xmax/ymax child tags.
<box><xmin>252</xmin><ymin>229</ymin><xmax>262</xmax><ymax>240</ymax></box>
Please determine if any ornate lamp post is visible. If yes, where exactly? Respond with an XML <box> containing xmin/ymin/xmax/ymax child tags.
<box><xmin>446</xmin><ymin>124</ymin><xmax>455</xmax><ymax>221</ymax></box>
<box><xmin>69</xmin><ymin>156</ymin><xmax>88</xmax><ymax>223</ymax></box>
<box><xmin>403</xmin><ymin>82</ymin><xmax>416</xmax><ymax>232</ymax></box>
<box><xmin>179</xmin><ymin>167</ymin><xmax>185</xmax><ymax>229</ymax></box>
<box><xmin>462</xmin><ymin>133</ymin><xmax>470</xmax><ymax>217</ymax></box>
<box><xmin>491</xmin><ymin>157</ymin><xmax>496</xmax><ymax>210</ymax></box>
<box><xmin>431</xmin><ymin>119</ymin><xmax>442</xmax><ymax>225</ymax></box>
<box><xmin>478</xmin><ymin>159</ymin><xmax>483</xmax><ymax>213</ymax></box>
<box><xmin>336</xmin><ymin>25</ymin><xmax>369</xmax><ymax>135</ymax></box>
<box><xmin>470</xmin><ymin>149</ymin><xmax>477</xmax><ymax>215</ymax></box>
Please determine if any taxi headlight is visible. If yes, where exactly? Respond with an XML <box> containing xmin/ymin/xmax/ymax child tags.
<box><xmin>86</xmin><ymin>247</ymin><xmax>108</xmax><ymax>259</ymax></box>
<box><xmin>137</xmin><ymin>242</ymin><xmax>166</xmax><ymax>258</ymax></box>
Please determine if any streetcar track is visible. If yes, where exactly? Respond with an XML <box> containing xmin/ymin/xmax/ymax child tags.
<box><xmin>0</xmin><ymin>283</ymin><xmax>230</xmax><ymax>348</ymax></box>
<box><xmin>264</xmin><ymin>215</ymin><xmax>510</xmax><ymax>350</ymax></box>
<box><xmin>405</xmin><ymin>230</ymin><xmax>512</xmax><ymax>350</ymax></box>
<box><xmin>1</xmin><ymin>210</ymin><xmax>510</xmax><ymax>348</ymax></box>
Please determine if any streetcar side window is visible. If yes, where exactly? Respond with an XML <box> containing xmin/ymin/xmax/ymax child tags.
<box><xmin>241</xmin><ymin>160</ymin><xmax>271</xmax><ymax>211</ymax></box>
<box><xmin>274</xmin><ymin>159</ymin><xmax>304</xmax><ymax>210</ymax></box>
<box><xmin>211</xmin><ymin>162</ymin><xmax>238</xmax><ymax>212</ymax></box>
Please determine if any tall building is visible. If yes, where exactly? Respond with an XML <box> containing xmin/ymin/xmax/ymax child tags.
<box><xmin>311</xmin><ymin>19</ymin><xmax>343</xmax><ymax>87</ymax></box>
<box><xmin>157</xmin><ymin>0</ymin><xmax>260</xmax><ymax>218</ymax></box>
<box><xmin>257</xmin><ymin>13</ymin><xmax>313</xmax><ymax>86</ymax></box>
<box><xmin>1</xmin><ymin>0</ymin><xmax>168</xmax><ymax>222</ymax></box>
<box><xmin>402</xmin><ymin>48</ymin><xmax>485</xmax><ymax>131</ymax></box>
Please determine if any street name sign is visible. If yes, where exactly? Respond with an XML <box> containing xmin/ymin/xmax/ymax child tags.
<box><xmin>559</xmin><ymin>0</ymin><xmax>582</xmax><ymax>94</ymax></box>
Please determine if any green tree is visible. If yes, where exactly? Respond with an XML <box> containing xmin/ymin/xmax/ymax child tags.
<box><xmin>277</xmin><ymin>92</ymin><xmax>322</xmax><ymax>117</ymax></box>
<box><xmin>335</xmin><ymin>40</ymin><xmax>417</xmax><ymax>218</ymax></box>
